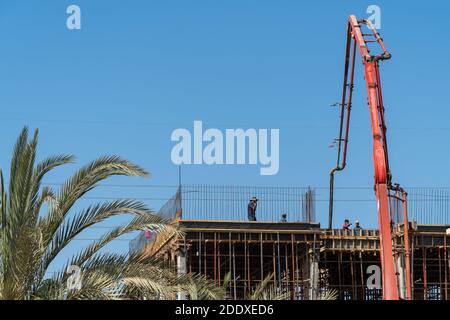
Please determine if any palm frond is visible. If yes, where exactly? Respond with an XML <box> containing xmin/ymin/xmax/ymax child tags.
<box><xmin>39</xmin><ymin>156</ymin><xmax>149</xmax><ymax>249</ymax></box>
<box><xmin>54</xmin><ymin>214</ymin><xmax>181</xmax><ymax>285</ymax></box>
<box><xmin>40</xmin><ymin>200</ymin><xmax>153</xmax><ymax>274</ymax></box>
<box><xmin>248</xmin><ymin>273</ymin><xmax>290</xmax><ymax>300</ymax></box>
<box><xmin>316</xmin><ymin>288</ymin><xmax>339</xmax><ymax>300</ymax></box>
<box><xmin>1</xmin><ymin>127</ymin><xmax>220</xmax><ymax>301</ymax></box>
<box><xmin>176</xmin><ymin>273</ymin><xmax>227</xmax><ymax>300</ymax></box>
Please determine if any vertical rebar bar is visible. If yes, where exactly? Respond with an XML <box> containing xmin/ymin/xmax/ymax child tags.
<box><xmin>233</xmin><ymin>241</ymin><xmax>237</xmax><ymax>300</ymax></box>
<box><xmin>260</xmin><ymin>233</ymin><xmax>264</xmax><ymax>282</ymax></box>
<box><xmin>423</xmin><ymin>247</ymin><xmax>428</xmax><ymax>300</ymax></box>
<box><xmin>445</xmin><ymin>234</ymin><xmax>448</xmax><ymax>300</ymax></box>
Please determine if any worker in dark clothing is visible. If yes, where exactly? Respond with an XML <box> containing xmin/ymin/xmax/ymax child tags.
<box><xmin>247</xmin><ymin>197</ymin><xmax>258</xmax><ymax>221</ymax></box>
<box><xmin>342</xmin><ymin>219</ymin><xmax>352</xmax><ymax>230</ymax></box>
<box><xmin>354</xmin><ymin>220</ymin><xmax>362</xmax><ymax>233</ymax></box>
<box><xmin>280</xmin><ymin>213</ymin><xmax>287</xmax><ymax>222</ymax></box>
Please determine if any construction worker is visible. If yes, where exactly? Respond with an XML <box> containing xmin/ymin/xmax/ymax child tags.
<box><xmin>342</xmin><ymin>219</ymin><xmax>352</xmax><ymax>230</ymax></box>
<box><xmin>247</xmin><ymin>196</ymin><xmax>258</xmax><ymax>221</ymax></box>
<box><xmin>354</xmin><ymin>220</ymin><xmax>362</xmax><ymax>233</ymax></box>
<box><xmin>280</xmin><ymin>213</ymin><xmax>287</xmax><ymax>222</ymax></box>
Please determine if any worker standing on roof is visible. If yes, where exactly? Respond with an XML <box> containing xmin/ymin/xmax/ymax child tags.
<box><xmin>247</xmin><ymin>197</ymin><xmax>258</xmax><ymax>221</ymax></box>
<box><xmin>354</xmin><ymin>220</ymin><xmax>362</xmax><ymax>233</ymax></box>
<box><xmin>342</xmin><ymin>219</ymin><xmax>352</xmax><ymax>230</ymax></box>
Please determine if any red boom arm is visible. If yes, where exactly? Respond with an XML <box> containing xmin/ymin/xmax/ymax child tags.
<box><xmin>329</xmin><ymin>15</ymin><xmax>403</xmax><ymax>300</ymax></box>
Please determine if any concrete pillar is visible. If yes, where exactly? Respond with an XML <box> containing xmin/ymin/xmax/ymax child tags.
<box><xmin>396</xmin><ymin>254</ymin><xmax>406</xmax><ymax>299</ymax></box>
<box><xmin>177</xmin><ymin>246</ymin><xmax>188</xmax><ymax>300</ymax></box>
<box><xmin>309</xmin><ymin>254</ymin><xmax>319</xmax><ymax>300</ymax></box>
<box><xmin>302</xmin><ymin>246</ymin><xmax>319</xmax><ymax>300</ymax></box>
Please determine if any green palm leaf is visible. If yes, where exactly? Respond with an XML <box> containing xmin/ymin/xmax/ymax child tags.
<box><xmin>0</xmin><ymin>127</ymin><xmax>219</xmax><ymax>300</ymax></box>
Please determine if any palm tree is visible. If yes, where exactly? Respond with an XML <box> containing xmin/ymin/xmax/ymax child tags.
<box><xmin>247</xmin><ymin>273</ymin><xmax>290</xmax><ymax>300</ymax></box>
<box><xmin>245</xmin><ymin>273</ymin><xmax>338</xmax><ymax>300</ymax></box>
<box><xmin>0</xmin><ymin>127</ymin><xmax>224</xmax><ymax>300</ymax></box>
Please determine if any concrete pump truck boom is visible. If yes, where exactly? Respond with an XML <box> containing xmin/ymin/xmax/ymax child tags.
<box><xmin>328</xmin><ymin>15</ymin><xmax>412</xmax><ymax>300</ymax></box>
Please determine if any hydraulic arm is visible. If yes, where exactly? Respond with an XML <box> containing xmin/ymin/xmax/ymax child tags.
<box><xmin>328</xmin><ymin>15</ymin><xmax>407</xmax><ymax>300</ymax></box>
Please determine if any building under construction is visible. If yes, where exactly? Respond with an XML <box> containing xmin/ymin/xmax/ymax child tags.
<box><xmin>129</xmin><ymin>16</ymin><xmax>450</xmax><ymax>300</ymax></box>
<box><xmin>130</xmin><ymin>185</ymin><xmax>450</xmax><ymax>300</ymax></box>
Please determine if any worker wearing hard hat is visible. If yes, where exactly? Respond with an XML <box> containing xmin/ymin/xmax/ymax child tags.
<box><xmin>354</xmin><ymin>220</ymin><xmax>362</xmax><ymax>233</ymax></box>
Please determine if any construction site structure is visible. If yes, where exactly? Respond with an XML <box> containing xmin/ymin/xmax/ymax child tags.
<box><xmin>135</xmin><ymin>218</ymin><xmax>450</xmax><ymax>300</ymax></box>
<box><xmin>130</xmin><ymin>185</ymin><xmax>450</xmax><ymax>300</ymax></box>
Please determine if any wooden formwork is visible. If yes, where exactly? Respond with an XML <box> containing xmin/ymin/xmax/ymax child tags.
<box><xmin>145</xmin><ymin>220</ymin><xmax>450</xmax><ymax>300</ymax></box>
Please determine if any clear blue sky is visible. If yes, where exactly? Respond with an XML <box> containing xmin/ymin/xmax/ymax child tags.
<box><xmin>0</xmin><ymin>1</ymin><xmax>449</xmax><ymax>274</ymax></box>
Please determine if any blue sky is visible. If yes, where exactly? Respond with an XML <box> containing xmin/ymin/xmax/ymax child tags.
<box><xmin>0</xmin><ymin>1</ymin><xmax>449</xmax><ymax>273</ymax></box>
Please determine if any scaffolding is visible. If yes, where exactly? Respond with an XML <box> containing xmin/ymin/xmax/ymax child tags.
<box><xmin>130</xmin><ymin>185</ymin><xmax>450</xmax><ymax>300</ymax></box>
<box><xmin>165</xmin><ymin>222</ymin><xmax>449</xmax><ymax>300</ymax></box>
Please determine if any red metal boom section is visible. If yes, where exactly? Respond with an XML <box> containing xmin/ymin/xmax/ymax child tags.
<box><xmin>329</xmin><ymin>15</ymin><xmax>404</xmax><ymax>300</ymax></box>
